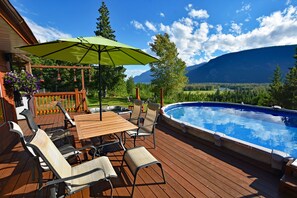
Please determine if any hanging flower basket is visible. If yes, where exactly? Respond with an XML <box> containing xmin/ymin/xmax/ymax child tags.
<box><xmin>3</xmin><ymin>70</ymin><xmax>40</xmax><ymax>99</ymax></box>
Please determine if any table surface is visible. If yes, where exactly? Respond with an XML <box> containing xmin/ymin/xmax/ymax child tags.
<box><xmin>74</xmin><ymin>111</ymin><xmax>138</xmax><ymax>140</ymax></box>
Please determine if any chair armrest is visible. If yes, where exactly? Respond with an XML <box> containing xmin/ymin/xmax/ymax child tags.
<box><xmin>37</xmin><ymin>122</ymin><xmax>55</xmax><ymax>128</ymax></box>
<box><xmin>77</xmin><ymin>144</ymin><xmax>97</xmax><ymax>151</ymax></box>
<box><xmin>42</xmin><ymin>168</ymin><xmax>106</xmax><ymax>189</ymax></box>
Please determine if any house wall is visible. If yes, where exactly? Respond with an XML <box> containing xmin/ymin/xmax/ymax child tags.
<box><xmin>0</xmin><ymin>52</ymin><xmax>17</xmax><ymax>154</ymax></box>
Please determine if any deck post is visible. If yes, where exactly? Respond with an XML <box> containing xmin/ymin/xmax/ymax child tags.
<box><xmin>74</xmin><ymin>88</ymin><xmax>80</xmax><ymax>112</ymax></box>
<box><xmin>136</xmin><ymin>87</ymin><xmax>140</xmax><ymax>100</ymax></box>
<box><xmin>160</xmin><ymin>88</ymin><xmax>164</xmax><ymax>107</ymax></box>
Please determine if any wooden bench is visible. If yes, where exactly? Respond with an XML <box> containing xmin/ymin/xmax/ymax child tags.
<box><xmin>121</xmin><ymin>146</ymin><xmax>166</xmax><ymax>197</ymax></box>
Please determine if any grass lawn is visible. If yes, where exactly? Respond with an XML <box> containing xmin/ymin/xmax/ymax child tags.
<box><xmin>184</xmin><ymin>90</ymin><xmax>216</xmax><ymax>95</ymax></box>
<box><xmin>87</xmin><ymin>96</ymin><xmax>132</xmax><ymax>108</ymax></box>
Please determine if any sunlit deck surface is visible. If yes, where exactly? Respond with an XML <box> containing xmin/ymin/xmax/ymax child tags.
<box><xmin>0</xmin><ymin>112</ymin><xmax>292</xmax><ymax>197</ymax></box>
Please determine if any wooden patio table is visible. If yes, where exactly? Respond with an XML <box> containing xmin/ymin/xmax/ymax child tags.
<box><xmin>74</xmin><ymin>111</ymin><xmax>138</xmax><ymax>150</ymax></box>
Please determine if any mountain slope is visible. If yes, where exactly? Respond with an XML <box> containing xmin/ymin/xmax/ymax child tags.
<box><xmin>134</xmin><ymin>45</ymin><xmax>296</xmax><ymax>83</ymax></box>
<box><xmin>133</xmin><ymin>62</ymin><xmax>206</xmax><ymax>83</ymax></box>
<box><xmin>188</xmin><ymin>45</ymin><xmax>296</xmax><ymax>83</ymax></box>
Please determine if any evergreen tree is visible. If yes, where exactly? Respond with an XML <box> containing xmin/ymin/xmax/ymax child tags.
<box><xmin>126</xmin><ymin>76</ymin><xmax>135</xmax><ymax>95</ymax></box>
<box><xmin>94</xmin><ymin>1</ymin><xmax>126</xmax><ymax>97</ymax></box>
<box><xmin>282</xmin><ymin>49</ymin><xmax>297</xmax><ymax>109</ymax></box>
<box><xmin>268</xmin><ymin>65</ymin><xmax>283</xmax><ymax>105</ymax></box>
<box><xmin>149</xmin><ymin>33</ymin><xmax>188</xmax><ymax>98</ymax></box>
<box><xmin>94</xmin><ymin>2</ymin><xmax>115</xmax><ymax>41</ymax></box>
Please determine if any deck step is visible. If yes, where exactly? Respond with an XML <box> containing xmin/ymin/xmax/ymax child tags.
<box><xmin>280</xmin><ymin>174</ymin><xmax>297</xmax><ymax>192</ymax></box>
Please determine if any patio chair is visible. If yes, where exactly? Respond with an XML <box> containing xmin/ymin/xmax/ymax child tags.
<box><xmin>124</xmin><ymin>103</ymin><xmax>160</xmax><ymax>148</ymax></box>
<box><xmin>56</xmin><ymin>101</ymin><xmax>76</xmax><ymax>129</ymax></box>
<box><xmin>128</xmin><ymin>99</ymin><xmax>143</xmax><ymax>125</ymax></box>
<box><xmin>20</xmin><ymin>109</ymin><xmax>97</xmax><ymax>162</ymax></box>
<box><xmin>8</xmin><ymin>121</ymin><xmax>49</xmax><ymax>189</ymax></box>
<box><xmin>26</xmin><ymin>127</ymin><xmax>117</xmax><ymax>197</ymax></box>
<box><xmin>20</xmin><ymin>109</ymin><xmax>70</xmax><ymax>142</ymax></box>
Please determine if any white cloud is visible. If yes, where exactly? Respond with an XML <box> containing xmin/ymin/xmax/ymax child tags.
<box><xmin>157</xmin><ymin>5</ymin><xmax>297</xmax><ymax>66</ymax></box>
<box><xmin>188</xmin><ymin>9</ymin><xmax>209</xmax><ymax>19</ymax></box>
<box><xmin>185</xmin><ymin>4</ymin><xmax>193</xmax><ymax>11</ymax></box>
<box><xmin>216</xmin><ymin>24</ymin><xmax>223</xmax><ymax>33</ymax></box>
<box><xmin>131</xmin><ymin>20</ymin><xmax>145</xmax><ymax>31</ymax></box>
<box><xmin>24</xmin><ymin>17</ymin><xmax>72</xmax><ymax>42</ymax></box>
<box><xmin>236</xmin><ymin>3</ymin><xmax>251</xmax><ymax>13</ymax></box>
<box><xmin>229</xmin><ymin>22</ymin><xmax>242</xmax><ymax>34</ymax></box>
<box><xmin>160</xmin><ymin>12</ymin><xmax>165</xmax><ymax>17</ymax></box>
<box><xmin>145</xmin><ymin>21</ymin><xmax>157</xmax><ymax>32</ymax></box>
<box><xmin>286</xmin><ymin>0</ymin><xmax>291</xmax><ymax>5</ymax></box>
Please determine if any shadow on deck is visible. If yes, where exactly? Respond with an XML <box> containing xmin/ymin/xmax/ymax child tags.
<box><xmin>0</xmin><ymin>112</ymin><xmax>293</xmax><ymax>197</ymax></box>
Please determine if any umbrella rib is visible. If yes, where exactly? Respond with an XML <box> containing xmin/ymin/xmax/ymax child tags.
<box><xmin>78</xmin><ymin>44</ymin><xmax>94</xmax><ymax>63</ymax></box>
<box><xmin>120</xmin><ymin>49</ymin><xmax>146</xmax><ymax>65</ymax></box>
<box><xmin>106</xmin><ymin>51</ymin><xmax>115</xmax><ymax>66</ymax></box>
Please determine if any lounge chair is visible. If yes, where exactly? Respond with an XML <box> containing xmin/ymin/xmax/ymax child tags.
<box><xmin>124</xmin><ymin>103</ymin><xmax>160</xmax><ymax>148</ymax></box>
<box><xmin>20</xmin><ymin>109</ymin><xmax>97</xmax><ymax>162</ymax></box>
<box><xmin>128</xmin><ymin>99</ymin><xmax>143</xmax><ymax>125</ymax></box>
<box><xmin>56</xmin><ymin>101</ymin><xmax>76</xmax><ymax>129</ymax></box>
<box><xmin>8</xmin><ymin>121</ymin><xmax>49</xmax><ymax>189</ymax></box>
<box><xmin>26</xmin><ymin>126</ymin><xmax>117</xmax><ymax>197</ymax></box>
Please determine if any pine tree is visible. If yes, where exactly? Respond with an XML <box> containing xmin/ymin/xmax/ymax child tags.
<box><xmin>282</xmin><ymin>48</ymin><xmax>297</xmax><ymax>109</ymax></box>
<box><xmin>268</xmin><ymin>65</ymin><xmax>283</xmax><ymax>105</ymax></box>
<box><xmin>126</xmin><ymin>76</ymin><xmax>135</xmax><ymax>95</ymax></box>
<box><xmin>94</xmin><ymin>2</ymin><xmax>116</xmax><ymax>41</ymax></box>
<box><xmin>149</xmin><ymin>33</ymin><xmax>188</xmax><ymax>98</ymax></box>
<box><xmin>94</xmin><ymin>1</ymin><xmax>126</xmax><ymax>97</ymax></box>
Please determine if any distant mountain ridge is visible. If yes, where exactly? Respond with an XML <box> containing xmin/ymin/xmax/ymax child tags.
<box><xmin>134</xmin><ymin>45</ymin><xmax>297</xmax><ymax>83</ymax></box>
<box><xmin>133</xmin><ymin>63</ymin><xmax>205</xmax><ymax>83</ymax></box>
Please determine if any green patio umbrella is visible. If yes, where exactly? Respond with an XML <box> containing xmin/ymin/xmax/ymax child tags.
<box><xmin>19</xmin><ymin>36</ymin><xmax>158</xmax><ymax>121</ymax></box>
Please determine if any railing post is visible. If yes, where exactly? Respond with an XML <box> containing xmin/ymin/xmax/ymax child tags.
<box><xmin>160</xmin><ymin>88</ymin><xmax>164</xmax><ymax>108</ymax></box>
<box><xmin>33</xmin><ymin>95</ymin><xmax>37</xmax><ymax>116</ymax></box>
<box><xmin>136</xmin><ymin>87</ymin><xmax>140</xmax><ymax>100</ymax></box>
<box><xmin>75</xmin><ymin>88</ymin><xmax>79</xmax><ymax>112</ymax></box>
<box><xmin>82</xmin><ymin>89</ymin><xmax>88</xmax><ymax>111</ymax></box>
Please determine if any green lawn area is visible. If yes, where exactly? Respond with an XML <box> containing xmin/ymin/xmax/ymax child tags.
<box><xmin>87</xmin><ymin>96</ymin><xmax>132</xmax><ymax>108</ymax></box>
<box><xmin>184</xmin><ymin>90</ymin><xmax>216</xmax><ymax>95</ymax></box>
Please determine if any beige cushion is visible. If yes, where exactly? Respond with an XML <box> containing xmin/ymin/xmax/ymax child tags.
<box><xmin>124</xmin><ymin>146</ymin><xmax>159</xmax><ymax>175</ymax></box>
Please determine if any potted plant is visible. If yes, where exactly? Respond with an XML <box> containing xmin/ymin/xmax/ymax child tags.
<box><xmin>3</xmin><ymin>70</ymin><xmax>40</xmax><ymax>107</ymax></box>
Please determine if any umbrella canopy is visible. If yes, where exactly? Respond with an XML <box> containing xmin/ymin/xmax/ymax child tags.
<box><xmin>19</xmin><ymin>36</ymin><xmax>158</xmax><ymax>65</ymax></box>
<box><xmin>19</xmin><ymin>36</ymin><xmax>158</xmax><ymax>120</ymax></box>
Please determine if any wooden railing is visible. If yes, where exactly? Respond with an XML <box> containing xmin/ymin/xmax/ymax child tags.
<box><xmin>33</xmin><ymin>89</ymin><xmax>88</xmax><ymax>116</ymax></box>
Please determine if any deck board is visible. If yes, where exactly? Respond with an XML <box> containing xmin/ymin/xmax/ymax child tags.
<box><xmin>0</xmin><ymin>112</ymin><xmax>290</xmax><ymax>197</ymax></box>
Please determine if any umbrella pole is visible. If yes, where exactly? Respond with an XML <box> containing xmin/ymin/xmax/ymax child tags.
<box><xmin>98</xmin><ymin>50</ymin><xmax>102</xmax><ymax>121</ymax></box>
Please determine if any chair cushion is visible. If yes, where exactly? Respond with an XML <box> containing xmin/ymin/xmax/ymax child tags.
<box><xmin>124</xmin><ymin>146</ymin><xmax>159</xmax><ymax>175</ymax></box>
<box><xmin>71</xmin><ymin>156</ymin><xmax>117</xmax><ymax>192</ymax></box>
<box><xmin>126</xmin><ymin>128</ymin><xmax>152</xmax><ymax>137</ymax></box>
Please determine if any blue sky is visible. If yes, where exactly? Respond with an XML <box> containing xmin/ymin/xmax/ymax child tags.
<box><xmin>11</xmin><ymin>0</ymin><xmax>297</xmax><ymax>77</ymax></box>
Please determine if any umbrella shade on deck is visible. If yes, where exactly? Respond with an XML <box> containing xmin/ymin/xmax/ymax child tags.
<box><xmin>19</xmin><ymin>36</ymin><xmax>158</xmax><ymax>120</ymax></box>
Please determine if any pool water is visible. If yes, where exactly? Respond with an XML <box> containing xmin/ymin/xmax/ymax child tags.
<box><xmin>166</xmin><ymin>105</ymin><xmax>297</xmax><ymax>158</ymax></box>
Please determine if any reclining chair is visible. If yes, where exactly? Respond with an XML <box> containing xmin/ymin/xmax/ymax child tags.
<box><xmin>56</xmin><ymin>101</ymin><xmax>76</xmax><ymax>129</ymax></box>
<box><xmin>9</xmin><ymin>121</ymin><xmax>50</xmax><ymax>189</ymax></box>
<box><xmin>20</xmin><ymin>109</ymin><xmax>97</xmax><ymax>161</ymax></box>
<box><xmin>26</xmin><ymin>125</ymin><xmax>117</xmax><ymax>197</ymax></box>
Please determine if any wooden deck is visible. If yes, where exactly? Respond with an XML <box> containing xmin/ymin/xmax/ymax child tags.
<box><xmin>0</xmin><ymin>113</ymin><xmax>293</xmax><ymax>197</ymax></box>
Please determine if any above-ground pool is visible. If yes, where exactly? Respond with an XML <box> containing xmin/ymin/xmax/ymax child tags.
<box><xmin>89</xmin><ymin>106</ymin><xmax>131</xmax><ymax>115</ymax></box>
<box><xmin>162</xmin><ymin>102</ymin><xmax>296</xmax><ymax>170</ymax></box>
